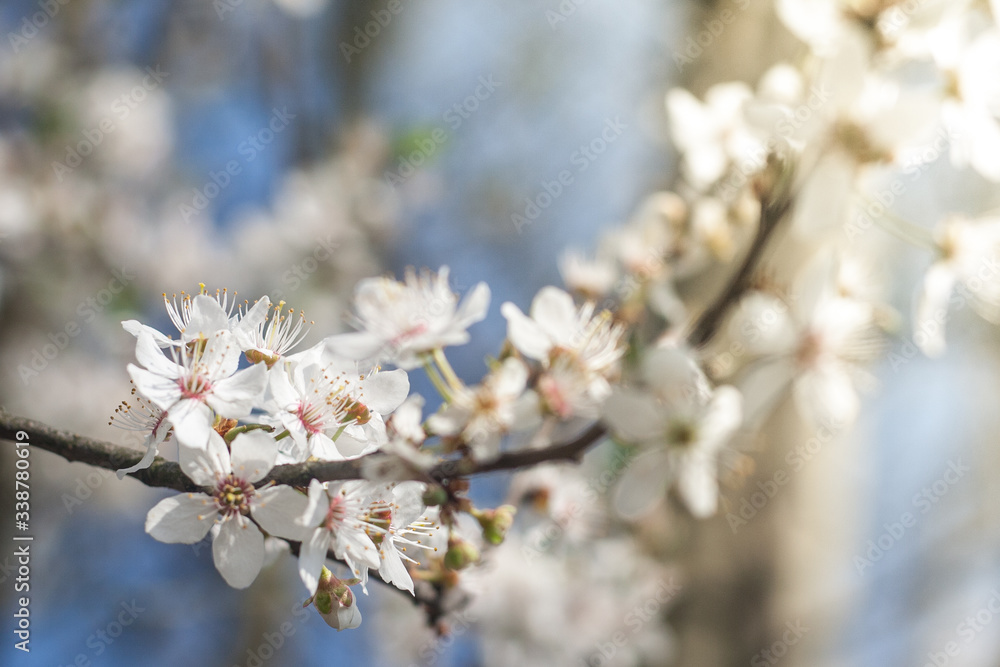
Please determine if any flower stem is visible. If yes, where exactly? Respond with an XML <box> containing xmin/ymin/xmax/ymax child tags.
<box><xmin>433</xmin><ymin>348</ymin><xmax>463</xmax><ymax>392</ymax></box>
<box><xmin>422</xmin><ymin>356</ymin><xmax>453</xmax><ymax>402</ymax></box>
<box><xmin>223</xmin><ymin>423</ymin><xmax>275</xmax><ymax>443</ymax></box>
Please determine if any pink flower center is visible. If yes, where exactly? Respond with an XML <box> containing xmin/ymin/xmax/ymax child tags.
<box><xmin>391</xmin><ymin>321</ymin><xmax>428</xmax><ymax>347</ymax></box>
<box><xmin>178</xmin><ymin>373</ymin><xmax>213</xmax><ymax>401</ymax></box>
<box><xmin>297</xmin><ymin>402</ymin><xmax>325</xmax><ymax>435</ymax></box>
<box><xmin>324</xmin><ymin>496</ymin><xmax>345</xmax><ymax>532</ymax></box>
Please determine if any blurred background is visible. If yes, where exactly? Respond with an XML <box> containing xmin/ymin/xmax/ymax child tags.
<box><xmin>1</xmin><ymin>0</ymin><xmax>999</xmax><ymax>665</ymax></box>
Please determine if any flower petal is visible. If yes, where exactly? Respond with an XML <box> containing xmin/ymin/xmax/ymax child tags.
<box><xmin>145</xmin><ymin>494</ymin><xmax>217</xmax><ymax>544</ymax></box>
<box><xmin>230</xmin><ymin>430</ymin><xmax>277</xmax><ymax>483</ymax></box>
<box><xmin>213</xmin><ymin>517</ymin><xmax>264</xmax><ymax>589</ymax></box>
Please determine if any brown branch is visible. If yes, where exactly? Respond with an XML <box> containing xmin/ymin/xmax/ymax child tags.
<box><xmin>0</xmin><ymin>408</ymin><xmax>608</xmax><ymax>492</ymax></box>
<box><xmin>0</xmin><ymin>411</ymin><xmax>200</xmax><ymax>492</ymax></box>
<box><xmin>686</xmin><ymin>181</ymin><xmax>793</xmax><ymax>348</ymax></box>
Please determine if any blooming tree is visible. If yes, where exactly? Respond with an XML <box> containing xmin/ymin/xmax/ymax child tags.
<box><xmin>4</xmin><ymin>1</ymin><xmax>1000</xmax><ymax>664</ymax></box>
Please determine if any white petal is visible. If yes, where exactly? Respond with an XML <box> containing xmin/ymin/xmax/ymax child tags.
<box><xmin>530</xmin><ymin>287</ymin><xmax>578</xmax><ymax>344</ymax></box>
<box><xmin>145</xmin><ymin>494</ymin><xmax>217</xmax><ymax>543</ymax></box>
<box><xmin>299</xmin><ymin>528</ymin><xmax>331</xmax><ymax>594</ymax></box>
<box><xmin>792</xmin><ymin>151</ymin><xmax>855</xmax><ymax>237</ymax></box>
<box><xmin>213</xmin><ymin>517</ymin><xmax>264</xmax><ymax>589</ymax></box>
<box><xmin>613</xmin><ymin>449</ymin><xmax>672</xmax><ymax>520</ymax></box>
<box><xmin>232</xmin><ymin>296</ymin><xmax>270</xmax><ymax>351</ymax></box>
<box><xmin>252</xmin><ymin>486</ymin><xmax>312</xmax><ymax>540</ymax></box>
<box><xmin>454</xmin><ymin>282</ymin><xmax>491</xmax><ymax>327</ymax></box>
<box><xmin>603</xmin><ymin>388</ymin><xmax>665</xmax><ymax>443</ymax></box>
<box><xmin>186</xmin><ymin>295</ymin><xmax>233</xmax><ymax>341</ymax></box>
<box><xmin>335</xmin><ymin>527</ymin><xmax>380</xmax><ymax>573</ymax></box>
<box><xmin>915</xmin><ymin>262</ymin><xmax>956</xmax><ymax>357</ymax></box>
<box><xmin>168</xmin><ymin>399</ymin><xmax>215</xmax><ymax>450</ymax></box>
<box><xmin>378</xmin><ymin>542</ymin><xmax>414</xmax><ymax>593</ymax></box>
<box><xmin>267</xmin><ymin>365</ymin><xmax>300</xmax><ymax>410</ymax></box>
<box><xmin>208</xmin><ymin>362</ymin><xmax>267</xmax><ymax>418</ymax></box>
<box><xmin>180</xmin><ymin>433</ymin><xmax>230</xmax><ymax>486</ymax></box>
<box><xmin>127</xmin><ymin>365</ymin><xmax>180</xmax><ymax>412</ymax></box>
<box><xmin>362</xmin><ymin>369</ymin><xmax>410</xmax><ymax>415</ymax></box>
<box><xmin>300</xmin><ymin>479</ymin><xmax>328</xmax><ymax>528</ymax></box>
<box><xmin>123</xmin><ymin>321</ymin><xmax>175</xmax><ymax>347</ymax></box>
<box><xmin>230</xmin><ymin>430</ymin><xmax>277</xmax><ymax>483</ymax></box>
<box><xmin>323</xmin><ymin>332</ymin><xmax>384</xmax><ymax>362</ymax></box>
<box><xmin>115</xmin><ymin>437</ymin><xmax>160</xmax><ymax>479</ymax></box>
<box><xmin>794</xmin><ymin>363</ymin><xmax>859</xmax><ymax>427</ymax></box>
<box><xmin>697</xmin><ymin>386</ymin><xmax>743</xmax><ymax>456</ymax></box>
<box><xmin>493</xmin><ymin>358</ymin><xmax>529</xmax><ymax>398</ymax></box>
<box><xmin>676</xmin><ymin>455</ymin><xmax>718</xmax><ymax>518</ymax></box>
<box><xmin>135</xmin><ymin>331</ymin><xmax>183</xmax><ymax>378</ymax></box>
<box><xmin>501</xmin><ymin>302</ymin><xmax>552</xmax><ymax>360</ymax></box>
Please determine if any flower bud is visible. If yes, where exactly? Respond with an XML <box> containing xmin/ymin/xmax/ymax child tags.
<box><xmin>304</xmin><ymin>567</ymin><xmax>363</xmax><ymax>631</ymax></box>
<box><xmin>422</xmin><ymin>485</ymin><xmax>449</xmax><ymax>507</ymax></box>
<box><xmin>471</xmin><ymin>505</ymin><xmax>517</xmax><ymax>545</ymax></box>
<box><xmin>444</xmin><ymin>537</ymin><xmax>480</xmax><ymax>571</ymax></box>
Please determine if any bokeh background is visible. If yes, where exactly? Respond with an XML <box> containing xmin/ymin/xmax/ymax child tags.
<box><xmin>1</xmin><ymin>1</ymin><xmax>999</xmax><ymax>666</ymax></box>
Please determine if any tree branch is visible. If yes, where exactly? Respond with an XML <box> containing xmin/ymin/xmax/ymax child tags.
<box><xmin>686</xmin><ymin>183</ymin><xmax>793</xmax><ymax>348</ymax></box>
<box><xmin>0</xmin><ymin>409</ymin><xmax>607</xmax><ymax>492</ymax></box>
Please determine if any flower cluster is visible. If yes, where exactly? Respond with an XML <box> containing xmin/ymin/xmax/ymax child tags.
<box><xmin>116</xmin><ymin>273</ymin><xmax>639</xmax><ymax>628</ymax></box>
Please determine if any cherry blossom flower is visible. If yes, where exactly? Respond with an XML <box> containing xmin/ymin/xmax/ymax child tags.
<box><xmin>916</xmin><ymin>216</ymin><xmax>1000</xmax><ymax>356</ymax></box>
<box><xmin>604</xmin><ymin>346</ymin><xmax>743</xmax><ymax>518</ymax></box>
<box><xmin>123</xmin><ymin>290</ymin><xmax>237</xmax><ymax>347</ymax></box>
<box><xmin>502</xmin><ymin>287</ymin><xmax>625</xmax><ymax>419</ymax></box>
<box><xmin>426</xmin><ymin>358</ymin><xmax>534</xmax><ymax>459</ymax></box>
<box><xmin>265</xmin><ymin>358</ymin><xmax>408</xmax><ymax>462</ymax></box>
<box><xmin>666</xmin><ymin>82</ymin><xmax>763</xmax><ymax>191</ymax></box>
<box><xmin>144</xmin><ymin>430</ymin><xmax>306</xmax><ymax>588</ymax></box>
<box><xmin>127</xmin><ymin>329</ymin><xmax>267</xmax><ymax>448</ymax></box>
<box><xmin>325</xmin><ymin>266</ymin><xmax>491</xmax><ymax>369</ymax></box>
<box><xmin>288</xmin><ymin>480</ymin><xmax>383</xmax><ymax>595</ymax></box>
<box><xmin>109</xmin><ymin>385</ymin><xmax>171</xmax><ymax>479</ymax></box>
<box><xmin>354</xmin><ymin>482</ymin><xmax>438</xmax><ymax>594</ymax></box>
<box><xmin>728</xmin><ymin>254</ymin><xmax>885</xmax><ymax>426</ymax></box>
<box><xmin>232</xmin><ymin>295</ymin><xmax>312</xmax><ymax>366</ymax></box>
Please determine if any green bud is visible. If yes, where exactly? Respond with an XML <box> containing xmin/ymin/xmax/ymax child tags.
<box><xmin>472</xmin><ymin>504</ymin><xmax>517</xmax><ymax>545</ymax></box>
<box><xmin>422</xmin><ymin>485</ymin><xmax>449</xmax><ymax>507</ymax></box>
<box><xmin>444</xmin><ymin>537</ymin><xmax>480</xmax><ymax>571</ymax></box>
